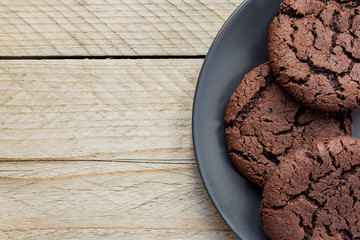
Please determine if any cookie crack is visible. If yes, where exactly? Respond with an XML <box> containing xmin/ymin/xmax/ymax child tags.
<box><xmin>286</xmin><ymin>52</ymin><xmax>334</xmax><ymax>93</ymax></box>
<box><xmin>271</xmin><ymin>185</ymin><xmax>323</xmax><ymax>238</ymax></box>
<box><xmin>262</xmin><ymin>149</ymin><xmax>281</xmax><ymax>165</ymax></box>
<box><xmin>329</xmin><ymin>10</ymin><xmax>340</xmax><ymax>55</ymax></box>
<box><xmin>229</xmin><ymin>76</ymin><xmax>273</xmax><ymax>127</ymax></box>
<box><xmin>230</xmin><ymin>149</ymin><xmax>252</xmax><ymax>162</ymax></box>
<box><xmin>294</xmin><ymin>106</ymin><xmax>307</xmax><ymax>126</ymax></box>
<box><xmin>350</xmin><ymin>189</ymin><xmax>358</xmax><ymax>208</ymax></box>
<box><xmin>324</xmin><ymin>225</ymin><xmax>332</xmax><ymax>237</ymax></box>
<box><xmin>294</xmin><ymin>212</ymin><xmax>313</xmax><ymax>240</ymax></box>
<box><xmin>311</xmin><ymin>25</ymin><xmax>319</xmax><ymax>51</ymax></box>
<box><xmin>280</xmin><ymin>4</ymin><xmax>305</xmax><ymax>18</ymax></box>
<box><xmin>272</xmin><ymin>181</ymin><xmax>321</xmax><ymax>209</ymax></box>
<box><xmin>333</xmin><ymin>0</ymin><xmax>360</xmax><ymax>8</ymax></box>
<box><xmin>341</xmin><ymin>46</ymin><xmax>360</xmax><ymax>63</ymax></box>
<box><xmin>306</xmin><ymin>58</ymin><xmax>348</xmax><ymax>104</ymax></box>
<box><xmin>318</xmin><ymin>0</ymin><xmax>359</xmax><ymax>8</ymax></box>
<box><xmin>274</xmin><ymin>127</ymin><xmax>293</xmax><ymax>136</ymax></box>
<box><xmin>348</xmin><ymin>9</ymin><xmax>357</xmax><ymax>41</ymax></box>
<box><xmin>339</xmin><ymin>163</ymin><xmax>360</xmax><ymax>179</ymax></box>
<box><xmin>334</xmin><ymin>111</ymin><xmax>352</xmax><ymax>135</ymax></box>
<box><xmin>276</xmin><ymin>106</ymin><xmax>314</xmax><ymax>133</ymax></box>
<box><xmin>329</xmin><ymin>152</ymin><xmax>340</xmax><ymax>168</ymax></box>
<box><xmin>254</xmin><ymin>133</ymin><xmax>281</xmax><ymax>165</ymax></box>
<box><xmin>257</xmin><ymin>106</ymin><xmax>310</xmax><ymax>164</ymax></box>
<box><xmin>310</xmin><ymin>166</ymin><xmax>335</xmax><ymax>183</ymax></box>
<box><xmin>230</xmin><ymin>149</ymin><xmax>267</xmax><ymax>183</ymax></box>
<box><xmin>284</xmin><ymin>76</ymin><xmax>309</xmax><ymax>86</ymax></box>
<box><xmin>339</xmin><ymin>230</ymin><xmax>352</xmax><ymax>240</ymax></box>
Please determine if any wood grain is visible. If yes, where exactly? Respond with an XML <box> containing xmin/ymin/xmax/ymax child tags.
<box><xmin>0</xmin><ymin>0</ymin><xmax>242</xmax><ymax>56</ymax></box>
<box><xmin>0</xmin><ymin>59</ymin><xmax>202</xmax><ymax>161</ymax></box>
<box><xmin>0</xmin><ymin>161</ymin><xmax>237</xmax><ymax>239</ymax></box>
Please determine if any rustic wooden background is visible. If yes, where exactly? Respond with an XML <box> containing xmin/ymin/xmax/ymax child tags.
<box><xmin>0</xmin><ymin>0</ymin><xmax>243</xmax><ymax>239</ymax></box>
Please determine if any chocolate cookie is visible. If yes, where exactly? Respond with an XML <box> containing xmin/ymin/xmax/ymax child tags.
<box><xmin>268</xmin><ymin>0</ymin><xmax>360</xmax><ymax>112</ymax></box>
<box><xmin>224</xmin><ymin>63</ymin><xmax>352</xmax><ymax>188</ymax></box>
<box><xmin>261</xmin><ymin>136</ymin><xmax>360</xmax><ymax>240</ymax></box>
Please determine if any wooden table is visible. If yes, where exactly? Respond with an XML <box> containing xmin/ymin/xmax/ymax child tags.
<box><xmin>0</xmin><ymin>1</ymin><xmax>243</xmax><ymax>239</ymax></box>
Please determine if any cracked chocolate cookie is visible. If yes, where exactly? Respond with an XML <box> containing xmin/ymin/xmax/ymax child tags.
<box><xmin>224</xmin><ymin>63</ymin><xmax>352</xmax><ymax>188</ymax></box>
<box><xmin>261</xmin><ymin>136</ymin><xmax>360</xmax><ymax>240</ymax></box>
<box><xmin>268</xmin><ymin>0</ymin><xmax>360</xmax><ymax>112</ymax></box>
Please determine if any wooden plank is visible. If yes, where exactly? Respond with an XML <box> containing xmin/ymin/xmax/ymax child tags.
<box><xmin>0</xmin><ymin>161</ymin><xmax>237</xmax><ymax>239</ymax></box>
<box><xmin>0</xmin><ymin>59</ymin><xmax>201</xmax><ymax>160</ymax></box>
<box><xmin>0</xmin><ymin>0</ymin><xmax>242</xmax><ymax>56</ymax></box>
<box><xmin>0</xmin><ymin>230</ymin><xmax>238</xmax><ymax>240</ymax></box>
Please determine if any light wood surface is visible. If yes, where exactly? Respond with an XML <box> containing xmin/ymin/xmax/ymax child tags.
<box><xmin>0</xmin><ymin>0</ymin><xmax>240</xmax><ymax>56</ymax></box>
<box><xmin>0</xmin><ymin>59</ymin><xmax>199</xmax><ymax>161</ymax></box>
<box><xmin>0</xmin><ymin>0</ymin><xmax>242</xmax><ymax>239</ymax></box>
<box><xmin>0</xmin><ymin>161</ymin><xmax>237</xmax><ymax>239</ymax></box>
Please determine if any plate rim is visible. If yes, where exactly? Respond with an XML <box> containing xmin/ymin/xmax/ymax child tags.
<box><xmin>192</xmin><ymin>0</ymin><xmax>251</xmax><ymax>238</ymax></box>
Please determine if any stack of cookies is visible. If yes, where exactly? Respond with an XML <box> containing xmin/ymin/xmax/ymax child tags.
<box><xmin>224</xmin><ymin>0</ymin><xmax>360</xmax><ymax>239</ymax></box>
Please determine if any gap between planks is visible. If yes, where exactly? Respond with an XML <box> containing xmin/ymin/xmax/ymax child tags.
<box><xmin>0</xmin><ymin>159</ymin><xmax>197</xmax><ymax>164</ymax></box>
<box><xmin>0</xmin><ymin>55</ymin><xmax>206</xmax><ymax>60</ymax></box>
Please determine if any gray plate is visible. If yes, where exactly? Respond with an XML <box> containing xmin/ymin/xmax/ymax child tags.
<box><xmin>192</xmin><ymin>0</ymin><xmax>360</xmax><ymax>239</ymax></box>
